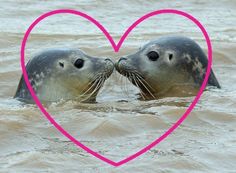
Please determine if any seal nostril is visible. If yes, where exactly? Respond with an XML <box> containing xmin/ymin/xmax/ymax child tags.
<box><xmin>118</xmin><ymin>57</ymin><xmax>127</xmax><ymax>63</ymax></box>
<box><xmin>104</xmin><ymin>58</ymin><xmax>114</xmax><ymax>66</ymax></box>
<box><xmin>104</xmin><ymin>58</ymin><xmax>111</xmax><ymax>61</ymax></box>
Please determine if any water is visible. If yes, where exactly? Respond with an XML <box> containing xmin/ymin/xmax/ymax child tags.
<box><xmin>0</xmin><ymin>0</ymin><xmax>236</xmax><ymax>172</ymax></box>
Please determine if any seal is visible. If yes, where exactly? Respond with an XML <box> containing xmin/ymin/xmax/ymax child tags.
<box><xmin>14</xmin><ymin>48</ymin><xmax>114</xmax><ymax>103</ymax></box>
<box><xmin>115</xmin><ymin>36</ymin><xmax>220</xmax><ymax>100</ymax></box>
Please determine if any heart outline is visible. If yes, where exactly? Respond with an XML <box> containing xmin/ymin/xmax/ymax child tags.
<box><xmin>20</xmin><ymin>9</ymin><xmax>212</xmax><ymax>167</ymax></box>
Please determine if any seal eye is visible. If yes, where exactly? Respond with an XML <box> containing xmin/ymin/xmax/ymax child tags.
<box><xmin>147</xmin><ymin>51</ymin><xmax>159</xmax><ymax>61</ymax></box>
<box><xmin>74</xmin><ymin>59</ymin><xmax>84</xmax><ymax>69</ymax></box>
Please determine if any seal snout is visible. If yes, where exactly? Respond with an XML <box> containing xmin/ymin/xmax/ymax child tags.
<box><xmin>102</xmin><ymin>58</ymin><xmax>115</xmax><ymax>78</ymax></box>
<box><xmin>115</xmin><ymin>57</ymin><xmax>129</xmax><ymax>74</ymax></box>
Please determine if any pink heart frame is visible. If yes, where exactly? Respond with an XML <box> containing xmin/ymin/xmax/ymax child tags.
<box><xmin>20</xmin><ymin>9</ymin><xmax>212</xmax><ymax>167</ymax></box>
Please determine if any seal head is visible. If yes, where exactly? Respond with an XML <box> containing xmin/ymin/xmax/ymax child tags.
<box><xmin>115</xmin><ymin>36</ymin><xmax>220</xmax><ymax>99</ymax></box>
<box><xmin>14</xmin><ymin>49</ymin><xmax>114</xmax><ymax>103</ymax></box>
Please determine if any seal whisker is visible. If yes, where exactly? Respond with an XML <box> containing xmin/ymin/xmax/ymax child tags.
<box><xmin>88</xmin><ymin>77</ymin><xmax>105</xmax><ymax>97</ymax></box>
<box><xmin>80</xmin><ymin>77</ymin><xmax>104</xmax><ymax>102</ymax></box>
<box><xmin>133</xmin><ymin>74</ymin><xmax>148</xmax><ymax>100</ymax></box>
<box><xmin>123</xmin><ymin>72</ymin><xmax>132</xmax><ymax>98</ymax></box>
<box><xmin>90</xmin><ymin>76</ymin><xmax>105</xmax><ymax>97</ymax></box>
<box><xmin>81</xmin><ymin>78</ymin><xmax>100</xmax><ymax>96</ymax></box>
<box><xmin>129</xmin><ymin>73</ymin><xmax>146</xmax><ymax>100</ymax></box>
<box><xmin>135</xmin><ymin>74</ymin><xmax>156</xmax><ymax>99</ymax></box>
<box><xmin>133</xmin><ymin>73</ymin><xmax>156</xmax><ymax>99</ymax></box>
<box><xmin>80</xmin><ymin>73</ymin><xmax>101</xmax><ymax>95</ymax></box>
<box><xmin>133</xmin><ymin>72</ymin><xmax>156</xmax><ymax>93</ymax></box>
<box><xmin>79</xmin><ymin>73</ymin><xmax>98</xmax><ymax>94</ymax></box>
<box><xmin>81</xmin><ymin>73</ymin><xmax>104</xmax><ymax>94</ymax></box>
